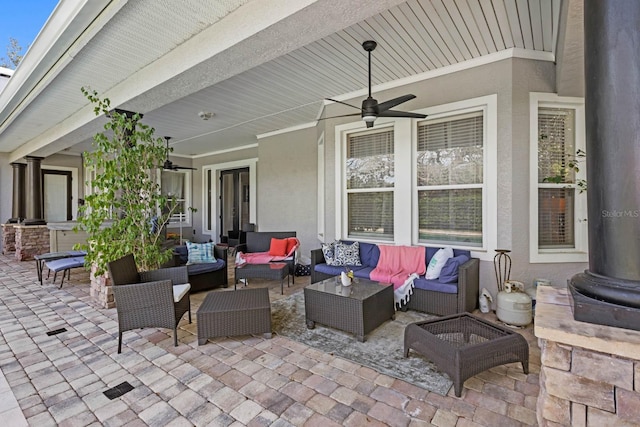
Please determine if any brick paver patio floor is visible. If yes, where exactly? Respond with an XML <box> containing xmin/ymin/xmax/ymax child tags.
<box><xmin>0</xmin><ymin>254</ymin><xmax>541</xmax><ymax>426</ymax></box>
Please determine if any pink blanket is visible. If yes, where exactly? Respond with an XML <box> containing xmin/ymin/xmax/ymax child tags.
<box><xmin>370</xmin><ymin>245</ymin><xmax>426</xmax><ymax>289</ymax></box>
<box><xmin>239</xmin><ymin>251</ymin><xmax>292</xmax><ymax>264</ymax></box>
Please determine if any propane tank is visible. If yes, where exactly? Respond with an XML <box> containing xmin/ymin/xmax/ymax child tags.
<box><xmin>496</xmin><ymin>280</ymin><xmax>532</xmax><ymax>326</ymax></box>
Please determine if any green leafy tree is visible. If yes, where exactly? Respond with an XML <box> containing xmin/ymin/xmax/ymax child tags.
<box><xmin>542</xmin><ymin>148</ymin><xmax>587</xmax><ymax>193</ymax></box>
<box><xmin>0</xmin><ymin>38</ymin><xmax>25</xmax><ymax>69</ymax></box>
<box><xmin>76</xmin><ymin>87</ymin><xmax>184</xmax><ymax>274</ymax></box>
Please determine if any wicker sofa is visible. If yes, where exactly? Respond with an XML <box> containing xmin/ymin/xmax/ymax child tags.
<box><xmin>172</xmin><ymin>244</ymin><xmax>228</xmax><ymax>293</ymax></box>
<box><xmin>311</xmin><ymin>242</ymin><xmax>479</xmax><ymax>316</ymax></box>
<box><xmin>236</xmin><ymin>231</ymin><xmax>297</xmax><ymax>280</ymax></box>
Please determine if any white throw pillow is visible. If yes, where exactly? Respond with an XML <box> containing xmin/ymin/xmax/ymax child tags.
<box><xmin>425</xmin><ymin>247</ymin><xmax>454</xmax><ymax>280</ymax></box>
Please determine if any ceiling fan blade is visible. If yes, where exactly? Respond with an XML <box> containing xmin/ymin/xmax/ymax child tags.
<box><xmin>325</xmin><ymin>98</ymin><xmax>361</xmax><ymax>110</ymax></box>
<box><xmin>378</xmin><ymin>110</ymin><xmax>427</xmax><ymax>119</ymax></box>
<box><xmin>377</xmin><ymin>94</ymin><xmax>416</xmax><ymax>113</ymax></box>
<box><xmin>317</xmin><ymin>113</ymin><xmax>362</xmax><ymax>121</ymax></box>
<box><xmin>174</xmin><ymin>165</ymin><xmax>197</xmax><ymax>170</ymax></box>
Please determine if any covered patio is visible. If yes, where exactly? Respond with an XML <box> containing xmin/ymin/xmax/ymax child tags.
<box><xmin>0</xmin><ymin>254</ymin><xmax>540</xmax><ymax>426</ymax></box>
<box><xmin>2</xmin><ymin>0</ymin><xmax>640</xmax><ymax>425</ymax></box>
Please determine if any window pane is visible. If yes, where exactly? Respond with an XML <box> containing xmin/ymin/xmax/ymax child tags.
<box><xmin>539</xmin><ymin>188</ymin><xmax>575</xmax><ymax>248</ymax></box>
<box><xmin>161</xmin><ymin>171</ymin><xmax>187</xmax><ymax>223</ymax></box>
<box><xmin>417</xmin><ymin>113</ymin><xmax>483</xmax><ymax>186</ymax></box>
<box><xmin>348</xmin><ymin>192</ymin><xmax>393</xmax><ymax>239</ymax></box>
<box><xmin>347</xmin><ymin>129</ymin><xmax>394</xmax><ymax>189</ymax></box>
<box><xmin>418</xmin><ymin>188</ymin><xmax>483</xmax><ymax>246</ymax></box>
<box><xmin>161</xmin><ymin>171</ymin><xmax>185</xmax><ymax>197</ymax></box>
<box><xmin>538</xmin><ymin>108</ymin><xmax>576</xmax><ymax>184</ymax></box>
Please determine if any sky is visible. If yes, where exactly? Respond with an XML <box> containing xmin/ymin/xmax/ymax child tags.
<box><xmin>0</xmin><ymin>0</ymin><xmax>59</xmax><ymax>66</ymax></box>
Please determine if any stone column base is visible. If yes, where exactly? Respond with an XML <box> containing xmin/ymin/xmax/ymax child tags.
<box><xmin>90</xmin><ymin>264</ymin><xmax>115</xmax><ymax>309</ymax></box>
<box><xmin>14</xmin><ymin>225</ymin><xmax>49</xmax><ymax>261</ymax></box>
<box><xmin>2</xmin><ymin>224</ymin><xmax>16</xmax><ymax>254</ymax></box>
<box><xmin>536</xmin><ymin>286</ymin><xmax>640</xmax><ymax>426</ymax></box>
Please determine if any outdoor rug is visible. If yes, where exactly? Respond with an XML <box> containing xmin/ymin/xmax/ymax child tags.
<box><xmin>271</xmin><ymin>291</ymin><xmax>453</xmax><ymax>395</ymax></box>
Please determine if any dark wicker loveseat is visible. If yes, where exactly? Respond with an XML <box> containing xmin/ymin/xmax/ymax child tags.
<box><xmin>172</xmin><ymin>244</ymin><xmax>228</xmax><ymax>292</ymax></box>
<box><xmin>311</xmin><ymin>243</ymin><xmax>479</xmax><ymax>316</ymax></box>
<box><xmin>236</xmin><ymin>231</ymin><xmax>297</xmax><ymax>281</ymax></box>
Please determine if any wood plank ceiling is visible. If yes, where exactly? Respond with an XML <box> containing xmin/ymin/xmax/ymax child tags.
<box><xmin>2</xmin><ymin>0</ymin><xmax>561</xmax><ymax>158</ymax></box>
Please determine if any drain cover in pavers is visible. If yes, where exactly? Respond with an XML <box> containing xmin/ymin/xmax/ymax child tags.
<box><xmin>46</xmin><ymin>327</ymin><xmax>67</xmax><ymax>336</ymax></box>
<box><xmin>103</xmin><ymin>381</ymin><xmax>134</xmax><ymax>400</ymax></box>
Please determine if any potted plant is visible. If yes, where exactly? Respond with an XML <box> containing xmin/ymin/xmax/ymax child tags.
<box><xmin>75</xmin><ymin>87</ymin><xmax>185</xmax><ymax>276</ymax></box>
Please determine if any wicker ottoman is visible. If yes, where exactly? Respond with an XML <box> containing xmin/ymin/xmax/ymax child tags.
<box><xmin>404</xmin><ymin>312</ymin><xmax>529</xmax><ymax>397</ymax></box>
<box><xmin>197</xmin><ymin>288</ymin><xmax>272</xmax><ymax>344</ymax></box>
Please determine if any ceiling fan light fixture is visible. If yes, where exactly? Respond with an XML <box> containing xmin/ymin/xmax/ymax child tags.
<box><xmin>362</xmin><ymin>115</ymin><xmax>376</xmax><ymax>123</ymax></box>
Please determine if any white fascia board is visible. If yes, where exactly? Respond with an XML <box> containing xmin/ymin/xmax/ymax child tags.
<box><xmin>0</xmin><ymin>0</ymin><xmax>116</xmax><ymax>130</ymax></box>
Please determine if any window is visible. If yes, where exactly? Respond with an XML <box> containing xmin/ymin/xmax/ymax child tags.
<box><xmin>345</xmin><ymin>128</ymin><xmax>395</xmax><ymax>240</ymax></box>
<box><xmin>416</xmin><ymin>112</ymin><xmax>484</xmax><ymax>247</ymax></box>
<box><xmin>530</xmin><ymin>93</ymin><xmax>587</xmax><ymax>263</ymax></box>
<box><xmin>335</xmin><ymin>95</ymin><xmax>497</xmax><ymax>258</ymax></box>
<box><xmin>161</xmin><ymin>170</ymin><xmax>191</xmax><ymax>224</ymax></box>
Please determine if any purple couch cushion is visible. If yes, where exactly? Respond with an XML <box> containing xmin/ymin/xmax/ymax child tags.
<box><xmin>439</xmin><ymin>254</ymin><xmax>470</xmax><ymax>283</ymax></box>
<box><xmin>413</xmin><ymin>277</ymin><xmax>458</xmax><ymax>294</ymax></box>
<box><xmin>314</xmin><ymin>264</ymin><xmax>369</xmax><ymax>277</ymax></box>
<box><xmin>358</xmin><ymin>242</ymin><xmax>380</xmax><ymax>268</ymax></box>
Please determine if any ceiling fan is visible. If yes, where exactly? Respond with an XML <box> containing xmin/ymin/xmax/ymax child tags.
<box><xmin>325</xmin><ymin>40</ymin><xmax>427</xmax><ymax>128</ymax></box>
<box><xmin>162</xmin><ymin>137</ymin><xmax>196</xmax><ymax>171</ymax></box>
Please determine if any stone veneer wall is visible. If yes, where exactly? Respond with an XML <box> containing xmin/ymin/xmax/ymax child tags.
<box><xmin>2</xmin><ymin>224</ymin><xmax>16</xmax><ymax>254</ymax></box>
<box><xmin>14</xmin><ymin>225</ymin><xmax>49</xmax><ymax>261</ymax></box>
<box><xmin>535</xmin><ymin>286</ymin><xmax>640</xmax><ymax>426</ymax></box>
<box><xmin>90</xmin><ymin>264</ymin><xmax>114</xmax><ymax>309</ymax></box>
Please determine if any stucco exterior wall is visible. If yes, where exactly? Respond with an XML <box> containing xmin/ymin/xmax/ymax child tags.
<box><xmin>257</xmin><ymin>127</ymin><xmax>317</xmax><ymax>258</ymax></box>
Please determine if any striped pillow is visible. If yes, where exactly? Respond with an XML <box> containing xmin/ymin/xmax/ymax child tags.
<box><xmin>186</xmin><ymin>241</ymin><xmax>216</xmax><ymax>265</ymax></box>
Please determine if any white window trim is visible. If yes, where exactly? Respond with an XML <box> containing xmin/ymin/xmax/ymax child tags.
<box><xmin>334</xmin><ymin>94</ymin><xmax>497</xmax><ymax>261</ymax></box>
<box><xmin>201</xmin><ymin>158</ymin><xmax>257</xmax><ymax>241</ymax></box>
<box><xmin>529</xmin><ymin>92</ymin><xmax>588</xmax><ymax>263</ymax></box>
<box><xmin>159</xmin><ymin>169</ymin><xmax>192</xmax><ymax>227</ymax></box>
<box><xmin>317</xmin><ymin>133</ymin><xmax>325</xmax><ymax>242</ymax></box>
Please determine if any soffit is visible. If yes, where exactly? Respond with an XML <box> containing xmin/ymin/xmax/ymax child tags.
<box><xmin>0</xmin><ymin>0</ymin><xmax>563</xmax><ymax>160</ymax></box>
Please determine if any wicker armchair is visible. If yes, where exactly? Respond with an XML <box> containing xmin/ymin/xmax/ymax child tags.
<box><xmin>107</xmin><ymin>254</ymin><xmax>191</xmax><ymax>353</ymax></box>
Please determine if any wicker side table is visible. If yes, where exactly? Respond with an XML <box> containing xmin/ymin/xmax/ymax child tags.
<box><xmin>235</xmin><ymin>263</ymin><xmax>289</xmax><ymax>294</ymax></box>
<box><xmin>404</xmin><ymin>312</ymin><xmax>529</xmax><ymax>397</ymax></box>
<box><xmin>196</xmin><ymin>288</ymin><xmax>272</xmax><ymax>344</ymax></box>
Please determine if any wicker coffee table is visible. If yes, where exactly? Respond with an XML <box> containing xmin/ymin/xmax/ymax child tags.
<box><xmin>404</xmin><ymin>312</ymin><xmax>529</xmax><ymax>397</ymax></box>
<box><xmin>196</xmin><ymin>288</ymin><xmax>272</xmax><ymax>344</ymax></box>
<box><xmin>304</xmin><ymin>278</ymin><xmax>394</xmax><ymax>342</ymax></box>
<box><xmin>235</xmin><ymin>263</ymin><xmax>289</xmax><ymax>294</ymax></box>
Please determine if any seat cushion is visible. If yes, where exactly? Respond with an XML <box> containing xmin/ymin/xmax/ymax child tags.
<box><xmin>186</xmin><ymin>259</ymin><xmax>225</xmax><ymax>275</ymax></box>
<box><xmin>413</xmin><ymin>278</ymin><xmax>458</xmax><ymax>294</ymax></box>
<box><xmin>45</xmin><ymin>256</ymin><xmax>85</xmax><ymax>273</ymax></box>
<box><xmin>173</xmin><ymin>283</ymin><xmax>191</xmax><ymax>302</ymax></box>
<box><xmin>314</xmin><ymin>264</ymin><xmax>368</xmax><ymax>277</ymax></box>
